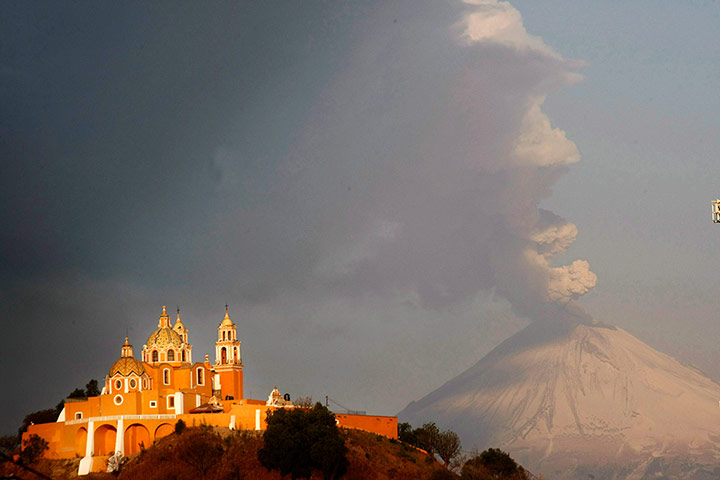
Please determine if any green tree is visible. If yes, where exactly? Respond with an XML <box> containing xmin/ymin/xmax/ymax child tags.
<box><xmin>20</xmin><ymin>434</ymin><xmax>48</xmax><ymax>465</ymax></box>
<box><xmin>85</xmin><ymin>379</ymin><xmax>100</xmax><ymax>397</ymax></box>
<box><xmin>415</xmin><ymin>422</ymin><xmax>440</xmax><ymax>456</ymax></box>
<box><xmin>398</xmin><ymin>422</ymin><xmax>417</xmax><ymax>445</ymax></box>
<box><xmin>436</xmin><ymin>430</ymin><xmax>462</xmax><ymax>469</ymax></box>
<box><xmin>461</xmin><ymin>448</ymin><xmax>527</xmax><ymax>480</ymax></box>
<box><xmin>174</xmin><ymin>419</ymin><xmax>186</xmax><ymax>435</ymax></box>
<box><xmin>67</xmin><ymin>387</ymin><xmax>86</xmax><ymax>399</ymax></box>
<box><xmin>0</xmin><ymin>434</ymin><xmax>20</xmax><ymax>456</ymax></box>
<box><xmin>174</xmin><ymin>427</ymin><xmax>223</xmax><ymax>479</ymax></box>
<box><xmin>18</xmin><ymin>409</ymin><xmax>58</xmax><ymax>438</ymax></box>
<box><xmin>258</xmin><ymin>402</ymin><xmax>348</xmax><ymax>479</ymax></box>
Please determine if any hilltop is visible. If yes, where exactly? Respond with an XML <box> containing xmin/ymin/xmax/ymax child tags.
<box><xmin>2</xmin><ymin>427</ymin><xmax>453</xmax><ymax>480</ymax></box>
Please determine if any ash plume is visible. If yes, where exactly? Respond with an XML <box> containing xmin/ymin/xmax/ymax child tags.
<box><xmin>246</xmin><ymin>0</ymin><xmax>596</xmax><ymax>323</ymax></box>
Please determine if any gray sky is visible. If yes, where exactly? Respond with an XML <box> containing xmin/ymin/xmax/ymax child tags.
<box><xmin>2</xmin><ymin>0</ymin><xmax>720</xmax><ymax>435</ymax></box>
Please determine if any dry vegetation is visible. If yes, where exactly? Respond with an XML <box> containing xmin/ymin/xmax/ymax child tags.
<box><xmin>1</xmin><ymin>427</ymin><xmax>450</xmax><ymax>480</ymax></box>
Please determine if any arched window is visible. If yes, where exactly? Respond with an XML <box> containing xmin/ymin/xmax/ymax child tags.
<box><xmin>223</xmin><ymin>331</ymin><xmax>226</xmax><ymax>341</ymax></box>
<box><xmin>163</xmin><ymin>369</ymin><xmax>170</xmax><ymax>385</ymax></box>
<box><xmin>221</xmin><ymin>347</ymin><xmax>227</xmax><ymax>364</ymax></box>
<box><xmin>168</xmin><ymin>350</ymin><xmax>175</xmax><ymax>361</ymax></box>
<box><xmin>181</xmin><ymin>351</ymin><xmax>186</xmax><ymax>362</ymax></box>
<box><xmin>152</xmin><ymin>351</ymin><xmax>158</xmax><ymax>363</ymax></box>
<box><xmin>197</xmin><ymin>368</ymin><xmax>204</xmax><ymax>385</ymax></box>
<box><xmin>234</xmin><ymin>347</ymin><xmax>238</xmax><ymax>362</ymax></box>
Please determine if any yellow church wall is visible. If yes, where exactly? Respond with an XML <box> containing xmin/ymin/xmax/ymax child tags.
<box><xmin>216</xmin><ymin>369</ymin><xmax>243</xmax><ymax>400</ymax></box>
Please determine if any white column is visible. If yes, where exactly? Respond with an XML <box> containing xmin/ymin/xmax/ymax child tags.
<box><xmin>174</xmin><ymin>392</ymin><xmax>184</xmax><ymax>414</ymax></box>
<box><xmin>229</xmin><ymin>415</ymin><xmax>236</xmax><ymax>431</ymax></box>
<box><xmin>86</xmin><ymin>420</ymin><xmax>95</xmax><ymax>456</ymax></box>
<box><xmin>78</xmin><ymin>420</ymin><xmax>95</xmax><ymax>475</ymax></box>
<box><xmin>255</xmin><ymin>409</ymin><xmax>261</xmax><ymax>430</ymax></box>
<box><xmin>115</xmin><ymin>418</ymin><xmax>124</xmax><ymax>456</ymax></box>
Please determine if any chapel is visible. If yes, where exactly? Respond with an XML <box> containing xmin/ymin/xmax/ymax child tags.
<box><xmin>24</xmin><ymin>305</ymin><xmax>397</xmax><ymax>475</ymax></box>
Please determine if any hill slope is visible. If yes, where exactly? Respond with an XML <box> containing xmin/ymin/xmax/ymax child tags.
<box><xmin>399</xmin><ymin>320</ymin><xmax>720</xmax><ymax>479</ymax></box>
<box><xmin>1</xmin><ymin>428</ymin><xmax>450</xmax><ymax>480</ymax></box>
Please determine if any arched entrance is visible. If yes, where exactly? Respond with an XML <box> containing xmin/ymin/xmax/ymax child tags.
<box><xmin>94</xmin><ymin>424</ymin><xmax>117</xmax><ymax>455</ymax></box>
<box><xmin>124</xmin><ymin>424</ymin><xmax>150</xmax><ymax>455</ymax></box>
<box><xmin>155</xmin><ymin>423</ymin><xmax>173</xmax><ymax>439</ymax></box>
<box><xmin>75</xmin><ymin>427</ymin><xmax>87</xmax><ymax>457</ymax></box>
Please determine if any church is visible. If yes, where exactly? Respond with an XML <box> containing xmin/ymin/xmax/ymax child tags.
<box><xmin>24</xmin><ymin>306</ymin><xmax>397</xmax><ymax>475</ymax></box>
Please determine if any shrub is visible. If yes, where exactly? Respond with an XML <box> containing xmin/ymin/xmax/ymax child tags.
<box><xmin>461</xmin><ymin>448</ymin><xmax>528</xmax><ymax>480</ymax></box>
<box><xmin>20</xmin><ymin>434</ymin><xmax>48</xmax><ymax>465</ymax></box>
<box><xmin>174</xmin><ymin>428</ymin><xmax>223</xmax><ymax>479</ymax></box>
<box><xmin>174</xmin><ymin>419</ymin><xmax>186</xmax><ymax>435</ymax></box>
<box><xmin>258</xmin><ymin>403</ymin><xmax>348</xmax><ymax>479</ymax></box>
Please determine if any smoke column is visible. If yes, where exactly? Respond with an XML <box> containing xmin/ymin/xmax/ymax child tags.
<box><xmin>247</xmin><ymin>0</ymin><xmax>596</xmax><ymax>323</ymax></box>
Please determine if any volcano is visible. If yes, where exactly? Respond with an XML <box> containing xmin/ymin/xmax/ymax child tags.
<box><xmin>399</xmin><ymin>320</ymin><xmax>720</xmax><ymax>479</ymax></box>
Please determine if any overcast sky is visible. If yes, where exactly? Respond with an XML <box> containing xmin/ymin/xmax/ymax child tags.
<box><xmin>2</xmin><ymin>0</ymin><xmax>720</xmax><ymax>435</ymax></box>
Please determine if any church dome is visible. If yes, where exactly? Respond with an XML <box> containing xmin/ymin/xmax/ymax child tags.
<box><xmin>109</xmin><ymin>337</ymin><xmax>145</xmax><ymax>376</ymax></box>
<box><xmin>146</xmin><ymin>305</ymin><xmax>184</xmax><ymax>349</ymax></box>
<box><xmin>220</xmin><ymin>307</ymin><xmax>235</xmax><ymax>327</ymax></box>
<box><xmin>109</xmin><ymin>356</ymin><xmax>145</xmax><ymax>376</ymax></box>
<box><xmin>146</xmin><ymin>326</ymin><xmax>184</xmax><ymax>349</ymax></box>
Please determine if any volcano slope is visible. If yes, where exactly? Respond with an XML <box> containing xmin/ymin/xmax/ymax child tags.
<box><xmin>399</xmin><ymin>320</ymin><xmax>720</xmax><ymax>479</ymax></box>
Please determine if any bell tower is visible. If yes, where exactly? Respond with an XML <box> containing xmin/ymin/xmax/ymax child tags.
<box><xmin>213</xmin><ymin>306</ymin><xmax>243</xmax><ymax>400</ymax></box>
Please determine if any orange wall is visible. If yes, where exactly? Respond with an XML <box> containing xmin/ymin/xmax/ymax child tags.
<box><xmin>335</xmin><ymin>413</ymin><xmax>398</xmax><ymax>439</ymax></box>
<box><xmin>217</xmin><ymin>368</ymin><xmax>243</xmax><ymax>400</ymax></box>
<box><xmin>26</xmin><ymin>406</ymin><xmax>397</xmax><ymax>460</ymax></box>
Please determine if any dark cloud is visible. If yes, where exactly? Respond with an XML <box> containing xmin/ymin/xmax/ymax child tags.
<box><xmin>0</xmin><ymin>1</ymin><xmax>591</xmax><ymax>433</ymax></box>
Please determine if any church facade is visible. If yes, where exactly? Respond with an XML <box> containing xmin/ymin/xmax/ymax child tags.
<box><xmin>24</xmin><ymin>307</ymin><xmax>397</xmax><ymax>475</ymax></box>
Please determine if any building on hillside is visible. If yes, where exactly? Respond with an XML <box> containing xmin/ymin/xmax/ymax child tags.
<box><xmin>24</xmin><ymin>306</ymin><xmax>397</xmax><ymax>475</ymax></box>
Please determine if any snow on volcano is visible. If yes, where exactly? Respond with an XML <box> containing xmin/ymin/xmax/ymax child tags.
<box><xmin>399</xmin><ymin>319</ymin><xmax>720</xmax><ymax>479</ymax></box>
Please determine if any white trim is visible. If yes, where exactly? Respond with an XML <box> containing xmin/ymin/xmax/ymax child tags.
<box><xmin>67</xmin><ymin>414</ymin><xmax>176</xmax><ymax>425</ymax></box>
<box><xmin>149</xmin><ymin>401</ymin><xmax>157</xmax><ymax>408</ymax></box>
<box><xmin>114</xmin><ymin>394</ymin><xmax>124</xmax><ymax>406</ymax></box>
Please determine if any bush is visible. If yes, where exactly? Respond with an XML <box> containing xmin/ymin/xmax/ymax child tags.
<box><xmin>258</xmin><ymin>403</ymin><xmax>348</xmax><ymax>479</ymax></box>
<box><xmin>461</xmin><ymin>448</ymin><xmax>528</xmax><ymax>480</ymax></box>
<box><xmin>18</xmin><ymin>409</ymin><xmax>58</xmax><ymax>438</ymax></box>
<box><xmin>20</xmin><ymin>434</ymin><xmax>48</xmax><ymax>465</ymax></box>
<box><xmin>175</xmin><ymin>419</ymin><xmax>186</xmax><ymax>435</ymax></box>
<box><xmin>430</xmin><ymin>469</ymin><xmax>459</xmax><ymax>480</ymax></box>
<box><xmin>174</xmin><ymin>428</ymin><xmax>223</xmax><ymax>479</ymax></box>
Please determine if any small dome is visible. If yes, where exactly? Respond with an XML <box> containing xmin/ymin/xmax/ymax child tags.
<box><xmin>220</xmin><ymin>308</ymin><xmax>234</xmax><ymax>327</ymax></box>
<box><xmin>109</xmin><ymin>356</ymin><xmax>145</xmax><ymax>377</ymax></box>
<box><xmin>146</xmin><ymin>327</ymin><xmax>184</xmax><ymax>349</ymax></box>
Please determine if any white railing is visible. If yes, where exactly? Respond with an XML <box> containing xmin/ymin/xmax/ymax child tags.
<box><xmin>66</xmin><ymin>414</ymin><xmax>176</xmax><ymax>425</ymax></box>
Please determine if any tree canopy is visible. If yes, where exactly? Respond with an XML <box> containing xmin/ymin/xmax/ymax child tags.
<box><xmin>461</xmin><ymin>448</ymin><xmax>528</xmax><ymax>480</ymax></box>
<box><xmin>398</xmin><ymin>421</ymin><xmax>462</xmax><ymax>469</ymax></box>
<box><xmin>258</xmin><ymin>403</ymin><xmax>348</xmax><ymax>479</ymax></box>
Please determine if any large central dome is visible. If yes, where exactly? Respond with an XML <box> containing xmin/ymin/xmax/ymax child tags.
<box><xmin>145</xmin><ymin>305</ymin><xmax>184</xmax><ymax>349</ymax></box>
<box><xmin>142</xmin><ymin>306</ymin><xmax>192</xmax><ymax>364</ymax></box>
<box><xmin>146</xmin><ymin>325</ymin><xmax>183</xmax><ymax>349</ymax></box>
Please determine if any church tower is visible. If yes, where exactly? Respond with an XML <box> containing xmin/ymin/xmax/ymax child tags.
<box><xmin>213</xmin><ymin>306</ymin><xmax>243</xmax><ymax>400</ymax></box>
